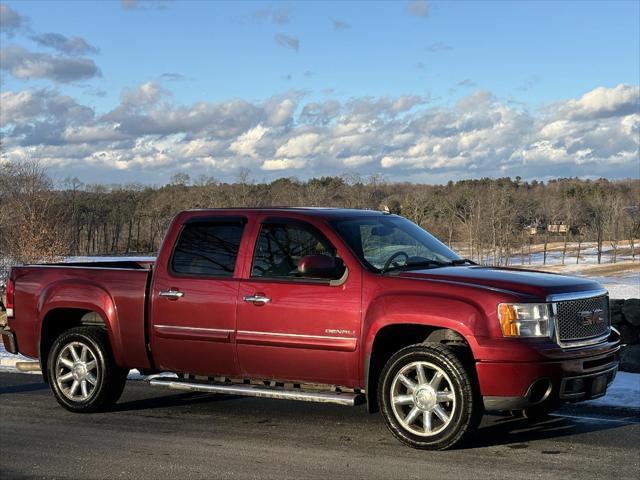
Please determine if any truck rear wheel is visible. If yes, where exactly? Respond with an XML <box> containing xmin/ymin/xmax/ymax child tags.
<box><xmin>47</xmin><ymin>327</ymin><xmax>128</xmax><ymax>413</ymax></box>
<box><xmin>378</xmin><ymin>344</ymin><xmax>480</xmax><ymax>450</ymax></box>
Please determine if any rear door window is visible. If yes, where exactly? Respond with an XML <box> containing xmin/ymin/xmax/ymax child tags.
<box><xmin>171</xmin><ymin>220</ymin><xmax>245</xmax><ymax>277</ymax></box>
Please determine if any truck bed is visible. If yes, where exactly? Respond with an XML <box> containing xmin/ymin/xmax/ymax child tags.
<box><xmin>9</xmin><ymin>260</ymin><xmax>154</xmax><ymax>369</ymax></box>
<box><xmin>48</xmin><ymin>256</ymin><xmax>155</xmax><ymax>270</ymax></box>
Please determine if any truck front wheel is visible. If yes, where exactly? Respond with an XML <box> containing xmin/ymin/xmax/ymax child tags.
<box><xmin>47</xmin><ymin>327</ymin><xmax>128</xmax><ymax>413</ymax></box>
<box><xmin>378</xmin><ymin>344</ymin><xmax>481</xmax><ymax>450</ymax></box>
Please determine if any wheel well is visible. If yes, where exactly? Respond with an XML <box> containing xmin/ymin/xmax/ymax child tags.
<box><xmin>39</xmin><ymin>309</ymin><xmax>106</xmax><ymax>382</ymax></box>
<box><xmin>365</xmin><ymin>325</ymin><xmax>473</xmax><ymax>413</ymax></box>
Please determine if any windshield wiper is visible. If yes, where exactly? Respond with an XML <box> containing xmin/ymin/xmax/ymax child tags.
<box><xmin>446</xmin><ymin>258</ymin><xmax>477</xmax><ymax>266</ymax></box>
<box><xmin>381</xmin><ymin>258</ymin><xmax>476</xmax><ymax>274</ymax></box>
<box><xmin>381</xmin><ymin>259</ymin><xmax>448</xmax><ymax>273</ymax></box>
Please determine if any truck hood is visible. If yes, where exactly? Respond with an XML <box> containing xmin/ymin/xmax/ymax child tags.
<box><xmin>396</xmin><ymin>266</ymin><xmax>604</xmax><ymax>300</ymax></box>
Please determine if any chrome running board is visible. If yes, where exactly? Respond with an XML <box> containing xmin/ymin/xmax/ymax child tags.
<box><xmin>149</xmin><ymin>378</ymin><xmax>363</xmax><ymax>406</ymax></box>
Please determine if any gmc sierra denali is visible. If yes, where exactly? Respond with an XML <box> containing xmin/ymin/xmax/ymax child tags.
<box><xmin>1</xmin><ymin>208</ymin><xmax>619</xmax><ymax>450</ymax></box>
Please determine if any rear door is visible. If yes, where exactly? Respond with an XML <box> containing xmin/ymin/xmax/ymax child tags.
<box><xmin>149</xmin><ymin>216</ymin><xmax>246</xmax><ymax>376</ymax></box>
<box><xmin>236</xmin><ymin>217</ymin><xmax>362</xmax><ymax>386</ymax></box>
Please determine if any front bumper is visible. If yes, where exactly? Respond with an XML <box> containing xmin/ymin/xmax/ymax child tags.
<box><xmin>479</xmin><ymin>336</ymin><xmax>619</xmax><ymax>411</ymax></box>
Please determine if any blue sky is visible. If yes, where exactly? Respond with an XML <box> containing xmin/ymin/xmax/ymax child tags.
<box><xmin>1</xmin><ymin>0</ymin><xmax>639</xmax><ymax>185</ymax></box>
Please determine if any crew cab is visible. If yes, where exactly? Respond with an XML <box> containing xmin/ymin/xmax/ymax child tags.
<box><xmin>1</xmin><ymin>208</ymin><xmax>619</xmax><ymax>450</ymax></box>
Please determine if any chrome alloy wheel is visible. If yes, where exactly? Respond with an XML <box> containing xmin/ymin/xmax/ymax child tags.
<box><xmin>55</xmin><ymin>341</ymin><xmax>99</xmax><ymax>401</ymax></box>
<box><xmin>390</xmin><ymin>361</ymin><xmax>456</xmax><ymax>437</ymax></box>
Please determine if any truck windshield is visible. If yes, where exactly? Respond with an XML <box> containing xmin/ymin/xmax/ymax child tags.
<box><xmin>331</xmin><ymin>215</ymin><xmax>462</xmax><ymax>273</ymax></box>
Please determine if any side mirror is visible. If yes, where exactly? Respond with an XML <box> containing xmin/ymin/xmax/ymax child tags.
<box><xmin>297</xmin><ymin>255</ymin><xmax>344</xmax><ymax>279</ymax></box>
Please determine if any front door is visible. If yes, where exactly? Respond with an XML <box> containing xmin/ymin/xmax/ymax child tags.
<box><xmin>236</xmin><ymin>218</ymin><xmax>361</xmax><ymax>386</ymax></box>
<box><xmin>150</xmin><ymin>217</ymin><xmax>246</xmax><ymax>376</ymax></box>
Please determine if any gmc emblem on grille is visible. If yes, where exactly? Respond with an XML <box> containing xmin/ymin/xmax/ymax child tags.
<box><xmin>577</xmin><ymin>309</ymin><xmax>605</xmax><ymax>326</ymax></box>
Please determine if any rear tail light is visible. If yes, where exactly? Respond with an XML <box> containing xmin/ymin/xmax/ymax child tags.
<box><xmin>5</xmin><ymin>277</ymin><xmax>14</xmax><ymax>318</ymax></box>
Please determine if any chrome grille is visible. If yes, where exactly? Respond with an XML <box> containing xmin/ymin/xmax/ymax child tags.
<box><xmin>554</xmin><ymin>295</ymin><xmax>610</xmax><ymax>345</ymax></box>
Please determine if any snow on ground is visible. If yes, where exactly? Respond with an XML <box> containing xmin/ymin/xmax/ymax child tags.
<box><xmin>583</xmin><ymin>371</ymin><xmax>640</xmax><ymax>410</ymax></box>
<box><xmin>598</xmin><ymin>274</ymin><xmax>640</xmax><ymax>299</ymax></box>
<box><xmin>520</xmin><ymin>263</ymin><xmax>640</xmax><ymax>299</ymax></box>
<box><xmin>0</xmin><ymin>345</ymin><xmax>30</xmax><ymax>367</ymax></box>
<box><xmin>508</xmin><ymin>245</ymin><xmax>635</xmax><ymax>266</ymax></box>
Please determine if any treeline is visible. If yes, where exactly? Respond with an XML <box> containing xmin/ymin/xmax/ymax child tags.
<box><xmin>0</xmin><ymin>162</ymin><xmax>638</xmax><ymax>269</ymax></box>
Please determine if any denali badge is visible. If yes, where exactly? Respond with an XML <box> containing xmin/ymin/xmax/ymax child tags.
<box><xmin>577</xmin><ymin>309</ymin><xmax>605</xmax><ymax>326</ymax></box>
<box><xmin>325</xmin><ymin>329</ymin><xmax>355</xmax><ymax>335</ymax></box>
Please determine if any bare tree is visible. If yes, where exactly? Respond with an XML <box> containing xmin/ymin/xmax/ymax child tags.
<box><xmin>0</xmin><ymin>160</ymin><xmax>69</xmax><ymax>264</ymax></box>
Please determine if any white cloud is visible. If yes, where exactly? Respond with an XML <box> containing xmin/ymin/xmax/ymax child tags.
<box><xmin>1</xmin><ymin>90</ymin><xmax>46</xmax><ymax>127</ymax></box>
<box><xmin>0</xmin><ymin>4</ymin><xmax>26</xmax><ymax>35</ymax></box>
<box><xmin>332</xmin><ymin>19</ymin><xmax>350</xmax><ymax>30</ymax></box>
<box><xmin>254</xmin><ymin>5</ymin><xmax>292</xmax><ymax>24</ymax></box>
<box><xmin>553</xmin><ymin>84</ymin><xmax>639</xmax><ymax>121</ymax></box>
<box><xmin>62</xmin><ymin>125</ymin><xmax>127</xmax><ymax>144</ymax></box>
<box><xmin>407</xmin><ymin>1</ymin><xmax>429</xmax><ymax>18</ymax></box>
<box><xmin>261</xmin><ymin>158</ymin><xmax>307</xmax><ymax>170</ymax></box>
<box><xmin>275</xmin><ymin>133</ymin><xmax>320</xmax><ymax>157</ymax></box>
<box><xmin>228</xmin><ymin>125</ymin><xmax>268</xmax><ymax>158</ymax></box>
<box><xmin>30</xmin><ymin>33</ymin><xmax>99</xmax><ymax>56</ymax></box>
<box><xmin>1</xmin><ymin>83</ymin><xmax>638</xmax><ymax>182</ymax></box>
<box><xmin>426</xmin><ymin>42</ymin><xmax>451</xmax><ymax>52</ymax></box>
<box><xmin>0</xmin><ymin>45</ymin><xmax>100</xmax><ymax>83</ymax></box>
<box><xmin>274</xmin><ymin>33</ymin><xmax>299</xmax><ymax>51</ymax></box>
<box><xmin>121</xmin><ymin>81</ymin><xmax>167</xmax><ymax>107</ymax></box>
<box><xmin>120</xmin><ymin>0</ymin><xmax>168</xmax><ymax>11</ymax></box>
<box><xmin>265</xmin><ymin>97</ymin><xmax>296</xmax><ymax>126</ymax></box>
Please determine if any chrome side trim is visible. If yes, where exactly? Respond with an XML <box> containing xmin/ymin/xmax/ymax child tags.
<box><xmin>149</xmin><ymin>378</ymin><xmax>363</xmax><ymax>406</ymax></box>
<box><xmin>546</xmin><ymin>289</ymin><xmax>608</xmax><ymax>303</ymax></box>
<box><xmin>554</xmin><ymin>332</ymin><xmax>611</xmax><ymax>349</ymax></box>
<box><xmin>237</xmin><ymin>330</ymin><xmax>357</xmax><ymax>341</ymax></box>
<box><xmin>154</xmin><ymin>325</ymin><xmax>233</xmax><ymax>334</ymax></box>
<box><xmin>153</xmin><ymin>325</ymin><xmax>234</xmax><ymax>342</ymax></box>
<box><xmin>22</xmin><ymin>264</ymin><xmax>152</xmax><ymax>272</ymax></box>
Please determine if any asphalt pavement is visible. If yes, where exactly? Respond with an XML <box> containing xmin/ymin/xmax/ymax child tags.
<box><xmin>1</xmin><ymin>372</ymin><xmax>638</xmax><ymax>480</ymax></box>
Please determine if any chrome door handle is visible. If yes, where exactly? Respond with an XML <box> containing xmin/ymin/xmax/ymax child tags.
<box><xmin>243</xmin><ymin>295</ymin><xmax>271</xmax><ymax>305</ymax></box>
<box><xmin>159</xmin><ymin>290</ymin><xmax>184</xmax><ymax>299</ymax></box>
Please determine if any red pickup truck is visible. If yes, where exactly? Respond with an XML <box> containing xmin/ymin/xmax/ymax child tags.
<box><xmin>2</xmin><ymin>208</ymin><xmax>619</xmax><ymax>450</ymax></box>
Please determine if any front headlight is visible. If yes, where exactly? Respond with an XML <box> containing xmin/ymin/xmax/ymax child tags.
<box><xmin>498</xmin><ymin>303</ymin><xmax>553</xmax><ymax>337</ymax></box>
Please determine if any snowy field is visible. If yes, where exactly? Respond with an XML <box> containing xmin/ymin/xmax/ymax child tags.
<box><xmin>504</xmin><ymin>241</ymin><xmax>639</xmax><ymax>299</ymax></box>
<box><xmin>529</xmin><ymin>262</ymin><xmax>640</xmax><ymax>299</ymax></box>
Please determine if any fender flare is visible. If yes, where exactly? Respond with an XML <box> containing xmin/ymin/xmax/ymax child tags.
<box><xmin>361</xmin><ymin>293</ymin><xmax>487</xmax><ymax>410</ymax></box>
<box><xmin>36</xmin><ymin>279</ymin><xmax>124</xmax><ymax>366</ymax></box>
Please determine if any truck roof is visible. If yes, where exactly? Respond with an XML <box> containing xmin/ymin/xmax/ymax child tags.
<box><xmin>182</xmin><ymin>207</ymin><xmax>388</xmax><ymax>219</ymax></box>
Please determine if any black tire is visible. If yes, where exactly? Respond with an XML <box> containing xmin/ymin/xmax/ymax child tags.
<box><xmin>378</xmin><ymin>343</ymin><xmax>481</xmax><ymax>450</ymax></box>
<box><xmin>47</xmin><ymin>326</ymin><xmax>128</xmax><ymax>413</ymax></box>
